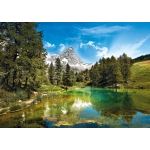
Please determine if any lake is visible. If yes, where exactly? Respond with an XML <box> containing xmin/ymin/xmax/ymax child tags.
<box><xmin>0</xmin><ymin>88</ymin><xmax>150</xmax><ymax>128</ymax></box>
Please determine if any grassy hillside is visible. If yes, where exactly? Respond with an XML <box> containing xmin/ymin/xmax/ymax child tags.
<box><xmin>129</xmin><ymin>60</ymin><xmax>150</xmax><ymax>89</ymax></box>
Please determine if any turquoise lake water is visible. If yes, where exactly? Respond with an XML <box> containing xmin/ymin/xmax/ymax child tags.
<box><xmin>0</xmin><ymin>88</ymin><xmax>150</xmax><ymax>128</ymax></box>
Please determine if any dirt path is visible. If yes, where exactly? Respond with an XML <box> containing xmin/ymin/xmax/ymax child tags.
<box><xmin>23</xmin><ymin>99</ymin><xmax>34</xmax><ymax>105</ymax></box>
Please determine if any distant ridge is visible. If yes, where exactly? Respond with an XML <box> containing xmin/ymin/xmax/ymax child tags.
<box><xmin>133</xmin><ymin>54</ymin><xmax>150</xmax><ymax>63</ymax></box>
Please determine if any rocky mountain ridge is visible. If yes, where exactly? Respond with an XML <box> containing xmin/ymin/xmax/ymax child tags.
<box><xmin>46</xmin><ymin>47</ymin><xmax>93</xmax><ymax>72</ymax></box>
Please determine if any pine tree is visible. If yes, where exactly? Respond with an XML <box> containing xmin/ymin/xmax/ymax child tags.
<box><xmin>62</xmin><ymin>70</ymin><xmax>66</xmax><ymax>85</ymax></box>
<box><xmin>76</xmin><ymin>73</ymin><xmax>85</xmax><ymax>82</ymax></box>
<box><xmin>63</xmin><ymin>63</ymin><xmax>76</xmax><ymax>86</ymax></box>
<box><xmin>99</xmin><ymin>58</ymin><xmax>107</xmax><ymax>86</ymax></box>
<box><xmin>89</xmin><ymin>62</ymin><xmax>100</xmax><ymax>86</ymax></box>
<box><xmin>65</xmin><ymin>63</ymin><xmax>71</xmax><ymax>85</ymax></box>
<box><xmin>55</xmin><ymin>58</ymin><xmax>62</xmax><ymax>85</ymax></box>
<box><xmin>118</xmin><ymin>53</ymin><xmax>131</xmax><ymax>83</ymax></box>
<box><xmin>69</xmin><ymin>70</ymin><xmax>76</xmax><ymax>86</ymax></box>
<box><xmin>0</xmin><ymin>22</ymin><xmax>47</xmax><ymax>96</ymax></box>
<box><xmin>108</xmin><ymin>56</ymin><xmax>122</xmax><ymax>86</ymax></box>
<box><xmin>48</xmin><ymin>63</ymin><xmax>55</xmax><ymax>84</ymax></box>
<box><xmin>82</xmin><ymin>69</ymin><xmax>90</xmax><ymax>81</ymax></box>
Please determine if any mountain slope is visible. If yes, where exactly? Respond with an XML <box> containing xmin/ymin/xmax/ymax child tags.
<box><xmin>129</xmin><ymin>60</ymin><xmax>150</xmax><ymax>88</ymax></box>
<box><xmin>133</xmin><ymin>54</ymin><xmax>150</xmax><ymax>63</ymax></box>
<box><xmin>46</xmin><ymin>47</ymin><xmax>92</xmax><ymax>72</ymax></box>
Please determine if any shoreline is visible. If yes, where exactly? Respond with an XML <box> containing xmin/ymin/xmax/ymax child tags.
<box><xmin>0</xmin><ymin>86</ymin><xmax>150</xmax><ymax>116</ymax></box>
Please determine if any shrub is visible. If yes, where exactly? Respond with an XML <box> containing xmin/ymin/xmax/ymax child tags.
<box><xmin>0</xmin><ymin>109</ymin><xmax>8</xmax><ymax>114</ymax></box>
<box><xmin>36</xmin><ymin>94</ymin><xmax>42</xmax><ymax>102</ymax></box>
<box><xmin>10</xmin><ymin>105</ymin><xmax>22</xmax><ymax>111</ymax></box>
<box><xmin>16</xmin><ymin>89</ymin><xmax>28</xmax><ymax>101</ymax></box>
<box><xmin>0</xmin><ymin>89</ymin><xmax>17</xmax><ymax>107</ymax></box>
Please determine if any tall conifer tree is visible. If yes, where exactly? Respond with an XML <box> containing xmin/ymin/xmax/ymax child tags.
<box><xmin>0</xmin><ymin>22</ymin><xmax>47</xmax><ymax>95</ymax></box>
<box><xmin>55</xmin><ymin>58</ymin><xmax>62</xmax><ymax>85</ymax></box>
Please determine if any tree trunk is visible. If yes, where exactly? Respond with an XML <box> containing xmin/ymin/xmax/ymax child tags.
<box><xmin>24</xmin><ymin>77</ymin><xmax>28</xmax><ymax>89</ymax></box>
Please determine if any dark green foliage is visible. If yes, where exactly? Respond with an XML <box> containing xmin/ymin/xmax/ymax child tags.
<box><xmin>10</xmin><ymin>104</ymin><xmax>22</xmax><ymax>111</ymax></box>
<box><xmin>89</xmin><ymin>63</ymin><xmax>100</xmax><ymax>86</ymax></box>
<box><xmin>16</xmin><ymin>89</ymin><xmax>28</xmax><ymax>101</ymax></box>
<box><xmin>76</xmin><ymin>73</ymin><xmax>85</xmax><ymax>82</ymax></box>
<box><xmin>62</xmin><ymin>71</ymin><xmax>66</xmax><ymax>85</ymax></box>
<box><xmin>25</xmin><ymin>117</ymin><xmax>46</xmax><ymax>127</ymax></box>
<box><xmin>0</xmin><ymin>89</ymin><xmax>17</xmax><ymax>107</ymax></box>
<box><xmin>0</xmin><ymin>22</ymin><xmax>47</xmax><ymax>97</ymax></box>
<box><xmin>48</xmin><ymin>63</ymin><xmax>55</xmax><ymax>84</ymax></box>
<box><xmin>83</xmin><ymin>69</ymin><xmax>90</xmax><ymax>81</ymax></box>
<box><xmin>55</xmin><ymin>58</ymin><xmax>62</xmax><ymax>85</ymax></box>
<box><xmin>63</xmin><ymin>63</ymin><xmax>76</xmax><ymax>86</ymax></box>
<box><xmin>64</xmin><ymin>63</ymin><xmax>71</xmax><ymax>85</ymax></box>
<box><xmin>36</xmin><ymin>94</ymin><xmax>42</xmax><ymax>102</ymax></box>
<box><xmin>89</xmin><ymin>53</ymin><xmax>131</xmax><ymax>87</ymax></box>
<box><xmin>118</xmin><ymin>53</ymin><xmax>131</xmax><ymax>83</ymax></box>
<box><xmin>70</xmin><ymin>70</ymin><xmax>76</xmax><ymax>86</ymax></box>
<box><xmin>133</xmin><ymin>54</ymin><xmax>150</xmax><ymax>63</ymax></box>
<box><xmin>76</xmin><ymin>69</ymin><xmax>90</xmax><ymax>83</ymax></box>
<box><xmin>108</xmin><ymin>56</ymin><xmax>122</xmax><ymax>86</ymax></box>
<box><xmin>0</xmin><ymin>108</ymin><xmax>8</xmax><ymax>114</ymax></box>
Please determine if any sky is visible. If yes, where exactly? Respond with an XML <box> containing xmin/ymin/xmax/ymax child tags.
<box><xmin>37</xmin><ymin>22</ymin><xmax>150</xmax><ymax>63</ymax></box>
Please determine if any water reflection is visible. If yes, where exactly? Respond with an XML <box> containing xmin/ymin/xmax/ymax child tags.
<box><xmin>71</xmin><ymin>98</ymin><xmax>91</xmax><ymax>111</ymax></box>
<box><xmin>61</xmin><ymin>108</ymin><xmax>67</xmax><ymax>114</ymax></box>
<box><xmin>122</xmin><ymin>93</ymin><xmax>136</xmax><ymax>124</ymax></box>
<box><xmin>90</xmin><ymin>89</ymin><xmax>136</xmax><ymax>124</ymax></box>
<box><xmin>43</xmin><ymin>88</ymin><xmax>150</xmax><ymax>127</ymax></box>
<box><xmin>0</xmin><ymin>88</ymin><xmax>150</xmax><ymax>127</ymax></box>
<box><xmin>22</xmin><ymin>112</ymin><xmax>25</xmax><ymax>123</ymax></box>
<box><xmin>44</xmin><ymin>103</ymin><xmax>50</xmax><ymax>117</ymax></box>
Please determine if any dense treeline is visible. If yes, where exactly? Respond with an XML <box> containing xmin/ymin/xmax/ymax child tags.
<box><xmin>48</xmin><ymin>58</ymin><xmax>76</xmax><ymax>87</ymax></box>
<box><xmin>77</xmin><ymin>53</ymin><xmax>132</xmax><ymax>87</ymax></box>
<box><xmin>133</xmin><ymin>54</ymin><xmax>150</xmax><ymax>63</ymax></box>
<box><xmin>0</xmin><ymin>22</ymin><xmax>47</xmax><ymax>98</ymax></box>
<box><xmin>48</xmin><ymin>53</ymin><xmax>132</xmax><ymax>88</ymax></box>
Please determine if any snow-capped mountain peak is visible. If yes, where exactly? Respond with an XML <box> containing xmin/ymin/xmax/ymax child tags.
<box><xmin>46</xmin><ymin>47</ymin><xmax>92</xmax><ymax>72</ymax></box>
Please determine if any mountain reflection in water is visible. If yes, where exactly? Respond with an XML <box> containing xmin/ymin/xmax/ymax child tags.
<box><xmin>0</xmin><ymin>88</ymin><xmax>150</xmax><ymax>128</ymax></box>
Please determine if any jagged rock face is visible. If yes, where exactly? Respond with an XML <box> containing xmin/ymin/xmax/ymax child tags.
<box><xmin>60</xmin><ymin>47</ymin><xmax>83</xmax><ymax>65</ymax></box>
<box><xmin>46</xmin><ymin>47</ymin><xmax>92</xmax><ymax>72</ymax></box>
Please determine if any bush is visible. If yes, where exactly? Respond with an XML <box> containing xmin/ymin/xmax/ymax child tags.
<box><xmin>0</xmin><ymin>102</ymin><xmax>9</xmax><ymax>108</ymax></box>
<box><xmin>36</xmin><ymin>94</ymin><xmax>42</xmax><ymax>102</ymax></box>
<box><xmin>0</xmin><ymin>89</ymin><xmax>17</xmax><ymax>107</ymax></box>
<box><xmin>0</xmin><ymin>108</ymin><xmax>8</xmax><ymax>114</ymax></box>
<box><xmin>16</xmin><ymin>89</ymin><xmax>28</xmax><ymax>101</ymax></box>
<box><xmin>10</xmin><ymin>105</ymin><xmax>22</xmax><ymax>111</ymax></box>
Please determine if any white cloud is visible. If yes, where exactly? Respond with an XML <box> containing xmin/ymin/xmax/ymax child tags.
<box><xmin>59</xmin><ymin>44</ymin><xmax>66</xmax><ymax>52</ymax></box>
<box><xmin>96</xmin><ymin>47</ymin><xmax>108</xmax><ymax>57</ymax></box>
<box><xmin>78</xmin><ymin>25</ymin><xmax>130</xmax><ymax>35</ymax></box>
<box><xmin>106</xmin><ymin>35</ymin><xmax>150</xmax><ymax>58</ymax></box>
<box><xmin>44</xmin><ymin>41</ymin><xmax>55</xmax><ymax>48</ymax></box>
<box><xmin>45</xmin><ymin>53</ymin><xmax>51</xmax><ymax>64</ymax></box>
<box><xmin>130</xmin><ymin>36</ymin><xmax>150</xmax><ymax>50</ymax></box>
<box><xmin>80</xmin><ymin>41</ymin><xmax>94</xmax><ymax>48</ymax></box>
<box><xmin>80</xmin><ymin>41</ymin><xmax>108</xmax><ymax>57</ymax></box>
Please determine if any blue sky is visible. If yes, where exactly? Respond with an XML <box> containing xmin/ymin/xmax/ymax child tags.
<box><xmin>37</xmin><ymin>22</ymin><xmax>150</xmax><ymax>63</ymax></box>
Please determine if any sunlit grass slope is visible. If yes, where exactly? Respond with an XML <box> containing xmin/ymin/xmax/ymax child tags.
<box><xmin>129</xmin><ymin>60</ymin><xmax>150</xmax><ymax>89</ymax></box>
